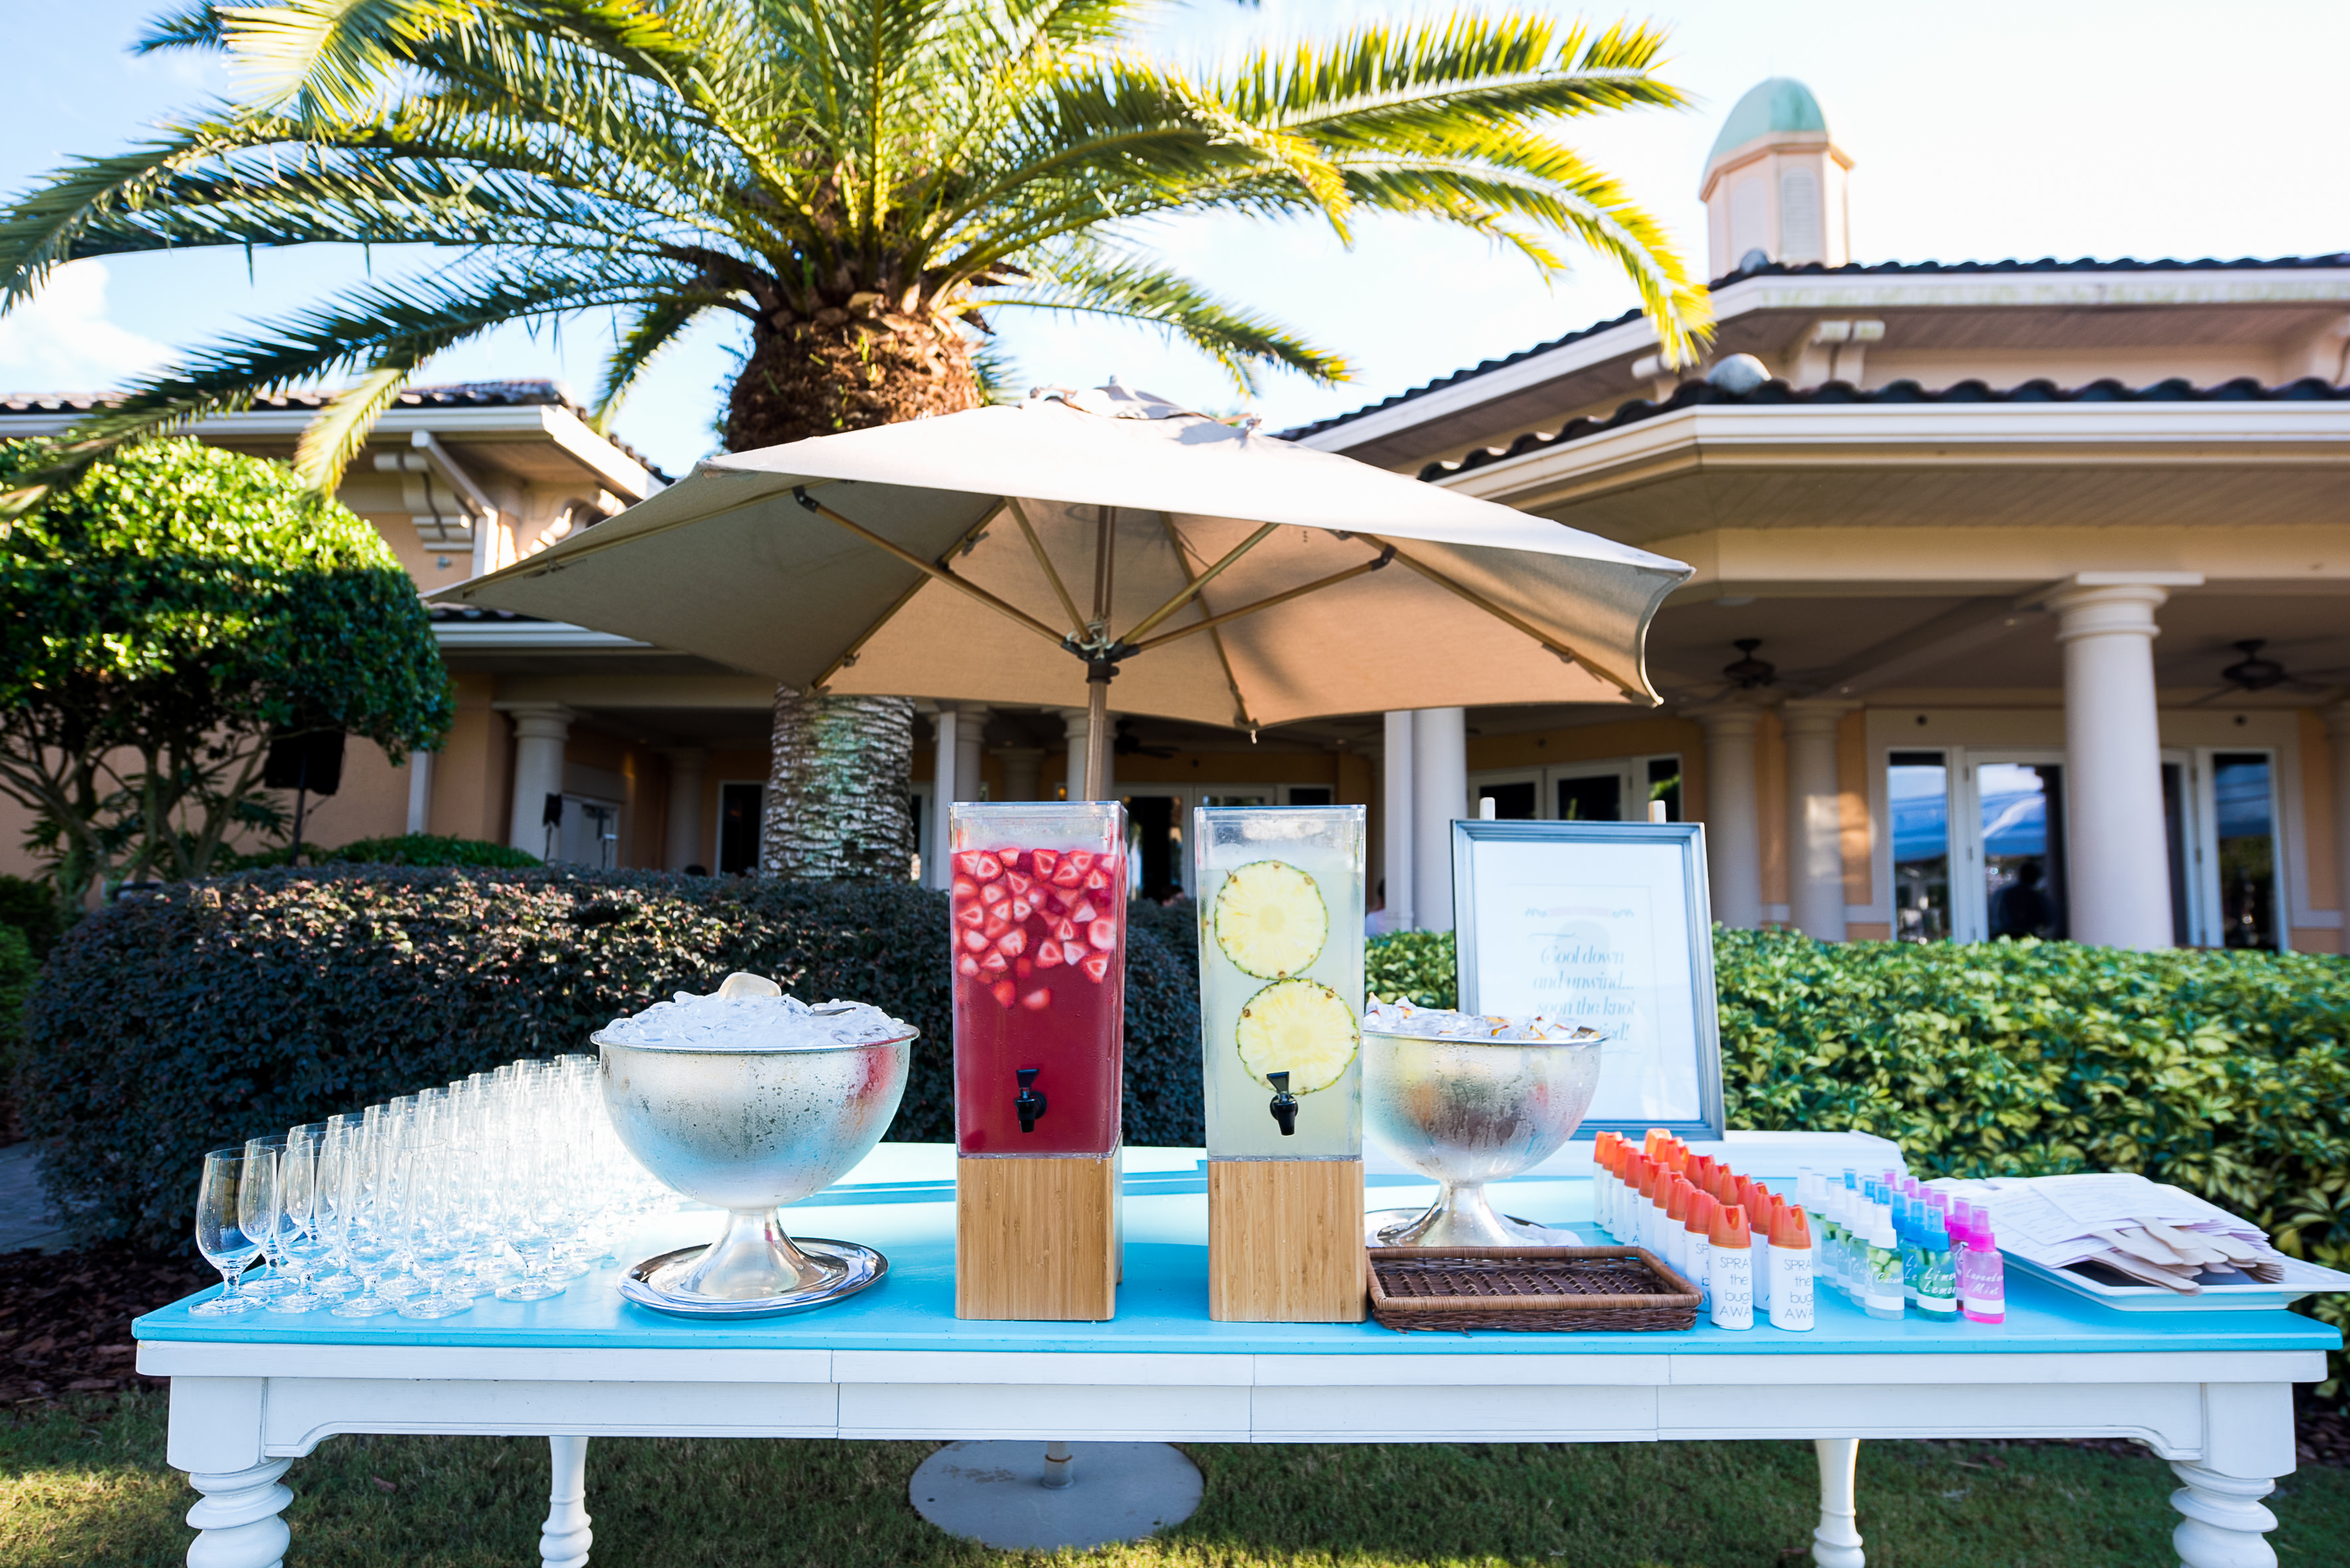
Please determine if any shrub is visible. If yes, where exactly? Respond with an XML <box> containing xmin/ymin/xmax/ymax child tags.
<box><xmin>21</xmin><ymin>867</ymin><xmax>1199</xmax><ymax>1249</ymax></box>
<box><xmin>0</xmin><ymin>874</ymin><xmax>64</xmax><ymax>961</ymax></box>
<box><xmin>0</xmin><ymin>924</ymin><xmax>33</xmax><ymax>1099</ymax></box>
<box><xmin>221</xmin><ymin>833</ymin><xmax>542</xmax><ymax>871</ymax></box>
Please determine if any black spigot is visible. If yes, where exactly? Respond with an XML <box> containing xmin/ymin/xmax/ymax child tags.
<box><xmin>1014</xmin><ymin>1067</ymin><xmax>1048</xmax><ymax>1132</ymax></box>
<box><xmin>1267</xmin><ymin>1071</ymin><xmax>1298</xmax><ymax>1136</ymax></box>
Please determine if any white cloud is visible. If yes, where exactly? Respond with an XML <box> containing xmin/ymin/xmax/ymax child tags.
<box><xmin>0</xmin><ymin>261</ymin><xmax>172</xmax><ymax>395</ymax></box>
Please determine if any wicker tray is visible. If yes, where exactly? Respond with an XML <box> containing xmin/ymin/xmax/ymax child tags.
<box><xmin>1366</xmin><ymin>1245</ymin><xmax>1701</xmax><ymax>1333</ymax></box>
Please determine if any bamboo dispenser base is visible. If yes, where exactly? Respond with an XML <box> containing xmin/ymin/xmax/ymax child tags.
<box><xmin>1208</xmin><ymin>1158</ymin><xmax>1367</xmax><ymax>1323</ymax></box>
<box><xmin>956</xmin><ymin>1154</ymin><xmax>1118</xmax><ymax>1321</ymax></box>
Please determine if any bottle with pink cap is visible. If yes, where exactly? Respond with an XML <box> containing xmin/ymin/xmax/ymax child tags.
<box><xmin>1959</xmin><ymin>1208</ymin><xmax>2005</xmax><ymax>1324</ymax></box>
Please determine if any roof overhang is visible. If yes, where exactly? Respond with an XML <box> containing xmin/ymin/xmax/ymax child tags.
<box><xmin>1437</xmin><ymin>398</ymin><xmax>2350</xmax><ymax>552</ymax></box>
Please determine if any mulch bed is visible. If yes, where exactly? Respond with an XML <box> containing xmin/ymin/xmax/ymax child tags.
<box><xmin>0</xmin><ymin>1244</ymin><xmax>213</xmax><ymax>1404</ymax></box>
<box><xmin>3</xmin><ymin>1243</ymin><xmax>2349</xmax><ymax>1470</ymax></box>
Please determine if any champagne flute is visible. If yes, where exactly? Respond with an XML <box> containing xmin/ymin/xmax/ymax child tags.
<box><xmin>327</xmin><ymin>1132</ymin><xmax>400</xmax><ymax>1317</ymax></box>
<box><xmin>269</xmin><ymin>1128</ymin><xmax>331</xmax><ymax>1313</ymax></box>
<box><xmin>192</xmin><ymin>1148</ymin><xmax>263</xmax><ymax>1316</ymax></box>
<box><xmin>237</xmin><ymin>1138</ymin><xmax>293</xmax><ymax>1298</ymax></box>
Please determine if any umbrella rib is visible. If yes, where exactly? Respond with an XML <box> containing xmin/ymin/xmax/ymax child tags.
<box><xmin>1129</xmin><ymin>552</ymin><xmax>1396</xmax><ymax>653</ymax></box>
<box><xmin>807</xmin><ymin>503</ymin><xmax>1010</xmax><ymax>693</ymax></box>
<box><xmin>1117</xmin><ymin>523</ymin><xmax>1280</xmax><ymax>646</ymax></box>
<box><xmin>794</xmin><ymin>489</ymin><xmax>1066</xmax><ymax>648</ymax></box>
<box><xmin>1355</xmin><ymin>535</ymin><xmax>1648</xmax><ymax>702</ymax></box>
<box><xmin>1157</xmin><ymin>517</ymin><xmax>1257</xmax><ymax>731</ymax></box>
<box><xmin>1006</xmin><ymin>498</ymin><xmax>1086</xmax><ymax>636</ymax></box>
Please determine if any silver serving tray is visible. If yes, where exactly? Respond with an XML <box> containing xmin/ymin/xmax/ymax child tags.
<box><xmin>618</xmin><ymin>1238</ymin><xmax>888</xmax><ymax>1319</ymax></box>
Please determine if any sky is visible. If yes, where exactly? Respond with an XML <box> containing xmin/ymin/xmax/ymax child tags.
<box><xmin>3</xmin><ymin>1</ymin><xmax>2347</xmax><ymax>477</ymax></box>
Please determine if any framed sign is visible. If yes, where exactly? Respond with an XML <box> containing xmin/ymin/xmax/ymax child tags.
<box><xmin>1451</xmin><ymin>820</ymin><xmax>1726</xmax><ymax>1139</ymax></box>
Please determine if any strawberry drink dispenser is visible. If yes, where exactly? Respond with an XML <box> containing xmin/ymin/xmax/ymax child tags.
<box><xmin>949</xmin><ymin>801</ymin><xmax>1127</xmax><ymax>1319</ymax></box>
<box><xmin>1195</xmin><ymin>805</ymin><xmax>1367</xmax><ymax>1322</ymax></box>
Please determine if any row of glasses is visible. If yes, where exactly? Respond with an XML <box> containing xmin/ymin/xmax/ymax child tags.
<box><xmin>189</xmin><ymin>1053</ymin><xmax>680</xmax><ymax>1318</ymax></box>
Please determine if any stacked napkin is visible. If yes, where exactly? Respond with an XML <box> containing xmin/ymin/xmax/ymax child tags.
<box><xmin>1929</xmin><ymin>1172</ymin><xmax>2287</xmax><ymax>1294</ymax></box>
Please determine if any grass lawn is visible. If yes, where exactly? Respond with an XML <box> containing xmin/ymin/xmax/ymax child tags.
<box><xmin>6</xmin><ymin>1391</ymin><xmax>2348</xmax><ymax>1567</ymax></box>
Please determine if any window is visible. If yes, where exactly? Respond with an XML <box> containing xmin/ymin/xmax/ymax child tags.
<box><xmin>1888</xmin><ymin>750</ymin><xmax>1950</xmax><ymax>943</ymax></box>
<box><xmin>718</xmin><ymin>782</ymin><xmax>763</xmax><ymax>876</ymax></box>
<box><xmin>1479</xmin><ymin>781</ymin><xmax>1538</xmax><ymax>819</ymax></box>
<box><xmin>1556</xmin><ymin>771</ymin><xmax>1621</xmax><ymax>821</ymax></box>
<box><xmin>1646</xmin><ymin>757</ymin><xmax>1682</xmax><ymax>822</ymax></box>
<box><xmin>2211</xmin><ymin>752</ymin><xmax>2278</xmax><ymax>950</ymax></box>
<box><xmin>1469</xmin><ymin>755</ymin><xmax>1681</xmax><ymax>824</ymax></box>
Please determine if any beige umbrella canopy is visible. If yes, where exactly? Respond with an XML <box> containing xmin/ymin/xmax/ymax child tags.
<box><xmin>432</xmin><ymin>387</ymin><xmax>1690</xmax><ymax>792</ymax></box>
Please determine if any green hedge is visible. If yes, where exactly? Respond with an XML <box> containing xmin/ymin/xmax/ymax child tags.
<box><xmin>23</xmin><ymin>868</ymin><xmax>1199</xmax><ymax>1249</ymax></box>
<box><xmin>221</xmin><ymin>833</ymin><xmax>541</xmax><ymax>872</ymax></box>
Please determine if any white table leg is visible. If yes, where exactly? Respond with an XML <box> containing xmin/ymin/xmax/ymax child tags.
<box><xmin>1811</xmin><ymin>1437</ymin><xmax>1864</xmax><ymax>1568</ymax></box>
<box><xmin>541</xmin><ymin>1436</ymin><xmax>593</xmax><ymax>1568</ymax></box>
<box><xmin>2170</xmin><ymin>1463</ymin><xmax>2279</xmax><ymax>1568</ymax></box>
<box><xmin>186</xmin><ymin>1458</ymin><xmax>293</xmax><ymax>1568</ymax></box>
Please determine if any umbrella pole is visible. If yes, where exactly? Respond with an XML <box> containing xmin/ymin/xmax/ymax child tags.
<box><xmin>1082</xmin><ymin>663</ymin><xmax>1113</xmax><ymax>801</ymax></box>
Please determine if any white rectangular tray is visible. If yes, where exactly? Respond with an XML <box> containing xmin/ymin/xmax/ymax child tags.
<box><xmin>2007</xmin><ymin>1249</ymin><xmax>2350</xmax><ymax>1313</ymax></box>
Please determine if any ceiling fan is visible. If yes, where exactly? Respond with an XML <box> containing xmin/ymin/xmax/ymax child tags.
<box><xmin>2182</xmin><ymin>640</ymin><xmax>2349</xmax><ymax>706</ymax></box>
<box><xmin>1113</xmin><ymin>718</ymin><xmax>1179</xmax><ymax>759</ymax></box>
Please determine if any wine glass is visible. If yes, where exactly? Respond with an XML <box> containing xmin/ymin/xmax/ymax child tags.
<box><xmin>191</xmin><ymin>1148</ymin><xmax>263</xmax><ymax>1316</ymax></box>
<box><xmin>396</xmin><ymin>1144</ymin><xmax>471</xmax><ymax>1319</ymax></box>
<box><xmin>327</xmin><ymin>1131</ymin><xmax>401</xmax><ymax>1317</ymax></box>
<box><xmin>495</xmin><ymin>1136</ymin><xmax>567</xmax><ymax>1302</ymax></box>
<box><xmin>268</xmin><ymin>1129</ymin><xmax>331</xmax><ymax>1313</ymax></box>
<box><xmin>237</xmin><ymin>1138</ymin><xmax>293</xmax><ymax>1299</ymax></box>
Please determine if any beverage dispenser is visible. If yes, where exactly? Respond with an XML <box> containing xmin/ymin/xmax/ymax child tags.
<box><xmin>1195</xmin><ymin>805</ymin><xmax>1367</xmax><ymax>1321</ymax></box>
<box><xmin>949</xmin><ymin>801</ymin><xmax>1127</xmax><ymax>1319</ymax></box>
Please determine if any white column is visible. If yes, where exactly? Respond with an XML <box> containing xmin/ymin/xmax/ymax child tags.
<box><xmin>662</xmin><ymin>747</ymin><xmax>707</xmax><ymax>871</ymax></box>
<box><xmin>1062</xmin><ymin>707</ymin><xmax>1111</xmax><ymax>802</ymax></box>
<box><xmin>1811</xmin><ymin>1438</ymin><xmax>1864</xmax><ymax>1568</ymax></box>
<box><xmin>1382</xmin><ymin>711</ymin><xmax>1415</xmax><ymax>932</ymax></box>
<box><xmin>956</xmin><ymin>706</ymin><xmax>989</xmax><ymax>804</ymax></box>
<box><xmin>2327</xmin><ymin>702</ymin><xmax>2350</xmax><ymax>954</ymax></box>
<box><xmin>1694</xmin><ymin>704</ymin><xmax>1763</xmax><ymax>928</ymax></box>
<box><xmin>2049</xmin><ymin>575</ymin><xmax>2197</xmax><ymax>950</ymax></box>
<box><xmin>504</xmin><ymin>704</ymin><xmax>575</xmax><ymax>857</ymax></box>
<box><xmin>1411</xmin><ymin>707</ymin><xmax>1465</xmax><ymax>932</ymax></box>
<box><xmin>997</xmin><ymin>746</ymin><xmax>1044</xmax><ymax>803</ymax></box>
<box><xmin>539</xmin><ymin>1436</ymin><xmax>593</xmax><ymax>1568</ymax></box>
<box><xmin>403</xmin><ymin>749</ymin><xmax>435</xmax><ymax>836</ymax></box>
<box><xmin>930</xmin><ymin>707</ymin><xmax>960</xmax><ymax>890</ymax></box>
<box><xmin>1782</xmin><ymin>700</ymin><xmax>1854</xmax><ymax>941</ymax></box>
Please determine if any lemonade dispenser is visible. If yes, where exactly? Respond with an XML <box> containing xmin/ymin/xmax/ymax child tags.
<box><xmin>1194</xmin><ymin>805</ymin><xmax>1367</xmax><ymax>1322</ymax></box>
<box><xmin>949</xmin><ymin>801</ymin><xmax>1127</xmax><ymax>1320</ymax></box>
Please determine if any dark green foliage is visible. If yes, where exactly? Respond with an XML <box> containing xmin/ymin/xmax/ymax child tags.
<box><xmin>0</xmin><ymin>440</ymin><xmax>452</xmax><ymax>910</ymax></box>
<box><xmin>21</xmin><ymin>868</ymin><xmax>1201</xmax><ymax>1249</ymax></box>
<box><xmin>1365</xmin><ymin>928</ymin><xmax>1456</xmax><ymax>1007</ymax></box>
<box><xmin>0</xmin><ymin>874</ymin><xmax>63</xmax><ymax>960</ymax></box>
<box><xmin>221</xmin><ymin>833</ymin><xmax>543</xmax><ymax>871</ymax></box>
<box><xmin>0</xmin><ymin>924</ymin><xmax>33</xmax><ymax>1099</ymax></box>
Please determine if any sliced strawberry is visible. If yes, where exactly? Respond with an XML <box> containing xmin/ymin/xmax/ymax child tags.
<box><xmin>984</xmin><ymin>912</ymin><xmax>1012</xmax><ymax>941</ymax></box>
<box><xmin>970</xmin><ymin>852</ymin><xmax>1003</xmax><ymax>880</ymax></box>
<box><xmin>1030</xmin><ymin>849</ymin><xmax>1058</xmax><ymax>878</ymax></box>
<box><xmin>998</xmin><ymin>927</ymin><xmax>1028</xmax><ymax>957</ymax></box>
<box><xmin>1020</xmin><ymin>987</ymin><xmax>1052</xmax><ymax>1011</ymax></box>
<box><xmin>951</xmin><ymin>878</ymin><xmax>978</xmax><ymax>902</ymax></box>
<box><xmin>957</xmin><ymin>953</ymin><xmax>980</xmax><ymax>978</ymax></box>
<box><xmin>1083</xmin><ymin>868</ymin><xmax>1111</xmax><ymax>892</ymax></box>
<box><xmin>962</xmin><ymin>928</ymin><xmax>988</xmax><ymax>953</ymax></box>
<box><xmin>1080</xmin><ymin>952</ymin><xmax>1111</xmax><ymax>983</ymax></box>
<box><xmin>1054</xmin><ymin>918</ymin><xmax>1079</xmax><ymax>943</ymax></box>
<box><xmin>1014</xmin><ymin>956</ymin><xmax>1033</xmax><ymax>979</ymax></box>
<box><xmin>952</xmin><ymin>850</ymin><xmax>983</xmax><ymax>879</ymax></box>
<box><xmin>1069</xmin><ymin>899</ymin><xmax>1098</xmax><ymax>926</ymax></box>
<box><xmin>1008</xmin><ymin>896</ymin><xmax>1034</xmax><ymax>921</ymax></box>
<box><xmin>1088</xmin><ymin>918</ymin><xmax>1118</xmax><ymax>950</ymax></box>
<box><xmin>992</xmin><ymin>979</ymin><xmax>1018</xmax><ymax>1009</ymax></box>
<box><xmin>1036</xmin><ymin>939</ymin><xmax>1064</xmax><ymax>968</ymax></box>
<box><xmin>980</xmin><ymin>948</ymin><xmax>1009</xmax><ymax>976</ymax></box>
<box><xmin>1052</xmin><ymin>863</ymin><xmax>1082</xmax><ymax>889</ymax></box>
<box><xmin>1064</xmin><ymin>850</ymin><xmax>1096</xmax><ymax>873</ymax></box>
<box><xmin>956</xmin><ymin>902</ymin><xmax>987</xmax><ymax>929</ymax></box>
<box><xmin>1046</xmin><ymin>885</ymin><xmax>1074</xmax><ymax>910</ymax></box>
<box><xmin>1004</xmin><ymin>870</ymin><xmax>1032</xmax><ymax>895</ymax></box>
<box><xmin>979</xmin><ymin>880</ymin><xmax>1009</xmax><ymax>907</ymax></box>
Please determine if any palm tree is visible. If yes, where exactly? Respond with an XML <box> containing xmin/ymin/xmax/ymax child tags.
<box><xmin>0</xmin><ymin>0</ymin><xmax>1709</xmax><ymax>878</ymax></box>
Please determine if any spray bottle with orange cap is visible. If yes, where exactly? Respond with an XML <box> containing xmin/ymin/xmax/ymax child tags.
<box><xmin>1708</xmin><ymin>1202</ymin><xmax>1754</xmax><ymax>1329</ymax></box>
<box><xmin>1767</xmin><ymin>1204</ymin><xmax>1815</xmax><ymax>1331</ymax></box>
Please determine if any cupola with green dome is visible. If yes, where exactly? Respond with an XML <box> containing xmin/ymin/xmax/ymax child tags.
<box><xmin>1699</xmin><ymin>77</ymin><xmax>1854</xmax><ymax>279</ymax></box>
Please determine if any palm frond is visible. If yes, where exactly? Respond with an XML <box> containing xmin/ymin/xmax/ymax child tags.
<box><xmin>293</xmin><ymin>362</ymin><xmax>415</xmax><ymax>488</ymax></box>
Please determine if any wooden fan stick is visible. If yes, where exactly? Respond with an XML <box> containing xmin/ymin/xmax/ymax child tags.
<box><xmin>1117</xmin><ymin>523</ymin><xmax>1278</xmax><ymax>645</ymax></box>
<box><xmin>1129</xmin><ymin>549</ymin><xmax>1396</xmax><ymax>652</ymax></box>
<box><xmin>1157</xmin><ymin>517</ymin><xmax>1258</xmax><ymax>732</ymax></box>
<box><xmin>806</xmin><ymin>501</ymin><xmax>1009</xmax><ymax>693</ymax></box>
<box><xmin>1006</xmin><ymin>497</ymin><xmax>1087</xmax><ymax>636</ymax></box>
<box><xmin>793</xmin><ymin>489</ymin><xmax>1066</xmax><ymax>647</ymax></box>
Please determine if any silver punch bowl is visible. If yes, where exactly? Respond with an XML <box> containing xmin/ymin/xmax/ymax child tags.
<box><xmin>1362</xmin><ymin>1023</ymin><xmax>1606</xmax><ymax>1247</ymax></box>
<box><xmin>597</xmin><ymin>1023</ymin><xmax>911</xmax><ymax>1317</ymax></box>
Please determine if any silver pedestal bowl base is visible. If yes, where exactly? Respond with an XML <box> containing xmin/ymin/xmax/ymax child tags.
<box><xmin>620</xmin><ymin>1227</ymin><xmax>887</xmax><ymax>1319</ymax></box>
<box><xmin>1366</xmin><ymin>1192</ymin><xmax>1584</xmax><ymax>1248</ymax></box>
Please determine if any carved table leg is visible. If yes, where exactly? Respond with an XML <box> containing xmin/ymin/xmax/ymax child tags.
<box><xmin>541</xmin><ymin>1436</ymin><xmax>593</xmax><ymax>1568</ymax></box>
<box><xmin>185</xmin><ymin>1458</ymin><xmax>293</xmax><ymax>1568</ymax></box>
<box><xmin>1812</xmin><ymin>1437</ymin><xmax>1864</xmax><ymax>1568</ymax></box>
<box><xmin>2170</xmin><ymin>1462</ymin><xmax>2280</xmax><ymax>1568</ymax></box>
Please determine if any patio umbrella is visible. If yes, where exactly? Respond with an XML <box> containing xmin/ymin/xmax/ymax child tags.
<box><xmin>431</xmin><ymin>386</ymin><xmax>1691</xmax><ymax>795</ymax></box>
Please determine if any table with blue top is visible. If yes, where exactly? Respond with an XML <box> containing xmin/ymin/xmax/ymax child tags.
<box><xmin>136</xmin><ymin>1140</ymin><xmax>2338</xmax><ymax>1568</ymax></box>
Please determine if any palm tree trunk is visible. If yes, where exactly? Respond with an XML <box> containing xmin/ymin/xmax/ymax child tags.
<box><xmin>730</xmin><ymin>309</ymin><xmax>982</xmax><ymax>880</ymax></box>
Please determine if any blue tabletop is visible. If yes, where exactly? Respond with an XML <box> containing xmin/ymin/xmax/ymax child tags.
<box><xmin>136</xmin><ymin>1151</ymin><xmax>2339</xmax><ymax>1359</ymax></box>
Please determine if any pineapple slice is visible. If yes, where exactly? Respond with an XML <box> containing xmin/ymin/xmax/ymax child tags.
<box><xmin>1235</xmin><ymin>978</ymin><xmax>1359</xmax><ymax>1094</ymax></box>
<box><xmin>1211</xmin><ymin>859</ymin><xmax>1328</xmax><ymax>979</ymax></box>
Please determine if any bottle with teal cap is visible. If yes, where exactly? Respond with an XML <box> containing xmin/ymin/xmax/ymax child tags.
<box><xmin>1897</xmin><ymin>1191</ymin><xmax>1926</xmax><ymax>1305</ymax></box>
<box><xmin>1863</xmin><ymin>1200</ymin><xmax>1905</xmax><ymax>1321</ymax></box>
<box><xmin>1917</xmin><ymin>1208</ymin><xmax>1958</xmax><ymax>1321</ymax></box>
